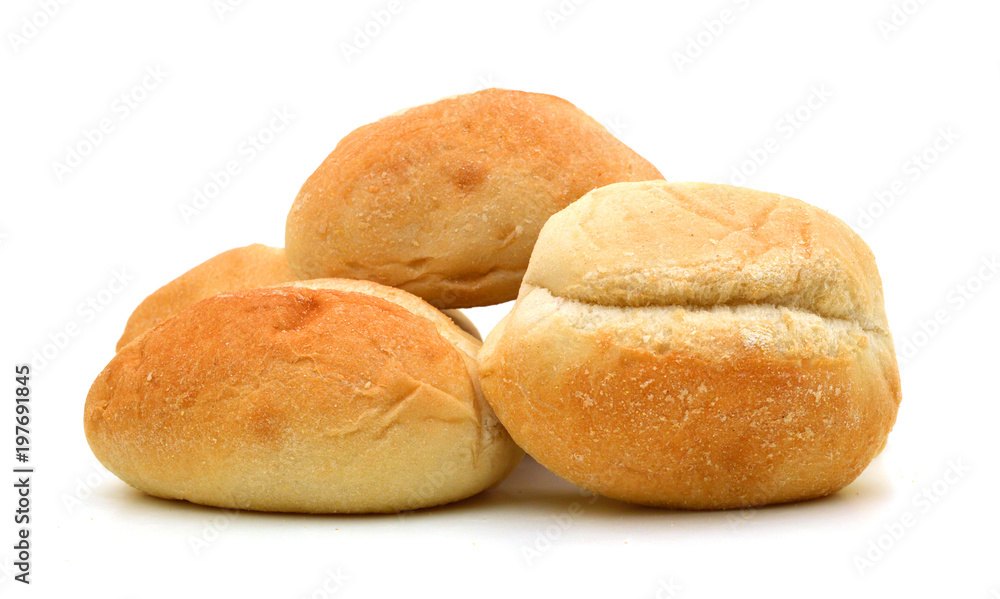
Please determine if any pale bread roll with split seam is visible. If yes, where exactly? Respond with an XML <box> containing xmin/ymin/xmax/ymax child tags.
<box><xmin>479</xmin><ymin>181</ymin><xmax>902</xmax><ymax>510</ymax></box>
<box><xmin>285</xmin><ymin>88</ymin><xmax>664</xmax><ymax>309</ymax></box>
<box><xmin>86</xmin><ymin>279</ymin><xmax>521</xmax><ymax>513</ymax></box>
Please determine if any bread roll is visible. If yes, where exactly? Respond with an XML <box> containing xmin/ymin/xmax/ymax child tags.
<box><xmin>479</xmin><ymin>181</ymin><xmax>901</xmax><ymax>509</ymax></box>
<box><xmin>85</xmin><ymin>281</ymin><xmax>523</xmax><ymax>513</ymax></box>
<box><xmin>285</xmin><ymin>88</ymin><xmax>664</xmax><ymax>309</ymax></box>
<box><xmin>116</xmin><ymin>244</ymin><xmax>296</xmax><ymax>350</ymax></box>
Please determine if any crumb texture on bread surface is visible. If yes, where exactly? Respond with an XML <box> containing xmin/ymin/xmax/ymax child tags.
<box><xmin>479</xmin><ymin>181</ymin><xmax>901</xmax><ymax>509</ymax></box>
<box><xmin>285</xmin><ymin>88</ymin><xmax>663</xmax><ymax>308</ymax></box>
<box><xmin>87</xmin><ymin>286</ymin><xmax>522</xmax><ymax>513</ymax></box>
<box><xmin>116</xmin><ymin>244</ymin><xmax>296</xmax><ymax>351</ymax></box>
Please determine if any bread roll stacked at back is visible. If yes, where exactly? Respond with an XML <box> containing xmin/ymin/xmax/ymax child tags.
<box><xmin>115</xmin><ymin>244</ymin><xmax>480</xmax><ymax>349</ymax></box>
<box><xmin>116</xmin><ymin>244</ymin><xmax>296</xmax><ymax>350</ymax></box>
<box><xmin>286</xmin><ymin>88</ymin><xmax>663</xmax><ymax>308</ymax></box>
<box><xmin>479</xmin><ymin>181</ymin><xmax>901</xmax><ymax>509</ymax></box>
<box><xmin>86</xmin><ymin>279</ymin><xmax>522</xmax><ymax>513</ymax></box>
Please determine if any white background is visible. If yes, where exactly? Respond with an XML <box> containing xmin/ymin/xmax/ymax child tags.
<box><xmin>1</xmin><ymin>0</ymin><xmax>998</xmax><ymax>597</ymax></box>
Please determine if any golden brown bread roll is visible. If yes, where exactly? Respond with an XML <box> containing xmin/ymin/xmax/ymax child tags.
<box><xmin>116</xmin><ymin>244</ymin><xmax>296</xmax><ymax>350</ymax></box>
<box><xmin>479</xmin><ymin>181</ymin><xmax>901</xmax><ymax>509</ymax></box>
<box><xmin>86</xmin><ymin>281</ymin><xmax>523</xmax><ymax>513</ymax></box>
<box><xmin>285</xmin><ymin>88</ymin><xmax>664</xmax><ymax>309</ymax></box>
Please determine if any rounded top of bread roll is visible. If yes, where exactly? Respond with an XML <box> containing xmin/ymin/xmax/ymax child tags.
<box><xmin>86</xmin><ymin>283</ymin><xmax>522</xmax><ymax>513</ymax></box>
<box><xmin>117</xmin><ymin>244</ymin><xmax>296</xmax><ymax>350</ymax></box>
<box><xmin>285</xmin><ymin>88</ymin><xmax>663</xmax><ymax>309</ymax></box>
<box><xmin>525</xmin><ymin>181</ymin><xmax>888</xmax><ymax>332</ymax></box>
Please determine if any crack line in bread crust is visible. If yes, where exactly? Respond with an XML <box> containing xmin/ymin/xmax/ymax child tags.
<box><xmin>525</xmin><ymin>283</ymin><xmax>889</xmax><ymax>336</ymax></box>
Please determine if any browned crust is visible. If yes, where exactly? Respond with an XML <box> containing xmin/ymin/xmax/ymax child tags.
<box><xmin>285</xmin><ymin>88</ymin><xmax>664</xmax><ymax>308</ymax></box>
<box><xmin>116</xmin><ymin>244</ymin><xmax>296</xmax><ymax>351</ymax></box>
<box><xmin>274</xmin><ymin>278</ymin><xmax>482</xmax><ymax>351</ymax></box>
<box><xmin>87</xmin><ymin>286</ymin><xmax>522</xmax><ymax>513</ymax></box>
